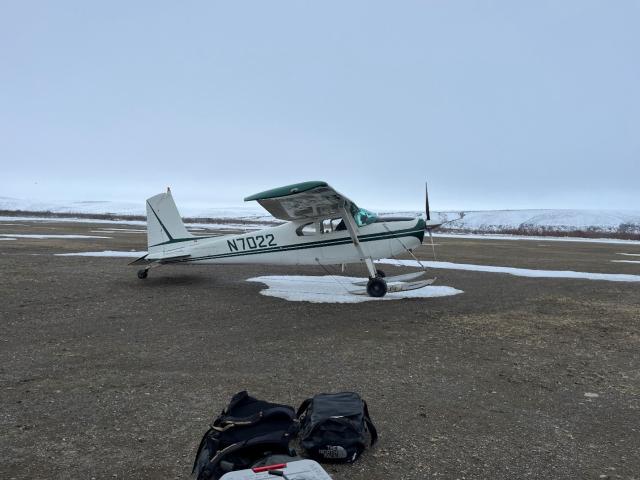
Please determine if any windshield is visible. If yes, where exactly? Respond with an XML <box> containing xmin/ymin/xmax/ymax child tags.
<box><xmin>350</xmin><ymin>204</ymin><xmax>378</xmax><ymax>227</ymax></box>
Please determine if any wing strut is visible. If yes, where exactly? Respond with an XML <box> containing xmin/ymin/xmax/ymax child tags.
<box><xmin>340</xmin><ymin>204</ymin><xmax>378</xmax><ymax>279</ymax></box>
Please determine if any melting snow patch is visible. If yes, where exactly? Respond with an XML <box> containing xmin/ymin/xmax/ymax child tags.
<box><xmin>378</xmin><ymin>259</ymin><xmax>640</xmax><ymax>283</ymax></box>
<box><xmin>0</xmin><ymin>237</ymin><xmax>16</xmax><ymax>241</ymax></box>
<box><xmin>0</xmin><ymin>233</ymin><xmax>111</xmax><ymax>239</ymax></box>
<box><xmin>91</xmin><ymin>228</ymin><xmax>147</xmax><ymax>234</ymax></box>
<box><xmin>247</xmin><ymin>275</ymin><xmax>463</xmax><ymax>303</ymax></box>
<box><xmin>434</xmin><ymin>233</ymin><xmax>640</xmax><ymax>245</ymax></box>
<box><xmin>584</xmin><ymin>392</ymin><xmax>599</xmax><ymax>398</ymax></box>
<box><xmin>611</xmin><ymin>260</ymin><xmax>640</xmax><ymax>264</ymax></box>
<box><xmin>55</xmin><ymin>250</ymin><xmax>146</xmax><ymax>257</ymax></box>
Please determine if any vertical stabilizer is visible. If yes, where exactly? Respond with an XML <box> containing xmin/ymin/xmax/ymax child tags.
<box><xmin>146</xmin><ymin>188</ymin><xmax>193</xmax><ymax>250</ymax></box>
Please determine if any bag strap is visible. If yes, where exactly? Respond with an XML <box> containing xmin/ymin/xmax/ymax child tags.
<box><xmin>362</xmin><ymin>400</ymin><xmax>378</xmax><ymax>445</ymax></box>
<box><xmin>213</xmin><ymin>406</ymin><xmax>294</xmax><ymax>431</ymax></box>
<box><xmin>207</xmin><ymin>431</ymin><xmax>291</xmax><ymax>473</ymax></box>
<box><xmin>296</xmin><ymin>398</ymin><xmax>312</xmax><ymax>418</ymax></box>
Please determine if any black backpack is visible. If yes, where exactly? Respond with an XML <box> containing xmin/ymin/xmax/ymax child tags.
<box><xmin>296</xmin><ymin>392</ymin><xmax>378</xmax><ymax>463</ymax></box>
<box><xmin>192</xmin><ymin>391</ymin><xmax>297</xmax><ymax>480</ymax></box>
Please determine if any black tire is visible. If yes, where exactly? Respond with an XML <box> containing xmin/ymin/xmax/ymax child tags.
<box><xmin>137</xmin><ymin>269</ymin><xmax>148</xmax><ymax>279</ymax></box>
<box><xmin>366</xmin><ymin>277</ymin><xmax>387</xmax><ymax>298</ymax></box>
<box><xmin>376</xmin><ymin>269</ymin><xmax>386</xmax><ymax>278</ymax></box>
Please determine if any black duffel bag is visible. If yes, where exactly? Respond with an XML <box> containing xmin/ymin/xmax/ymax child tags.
<box><xmin>192</xmin><ymin>391</ymin><xmax>297</xmax><ymax>480</ymax></box>
<box><xmin>296</xmin><ymin>392</ymin><xmax>378</xmax><ymax>463</ymax></box>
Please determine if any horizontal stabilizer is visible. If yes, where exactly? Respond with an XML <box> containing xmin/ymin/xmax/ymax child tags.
<box><xmin>351</xmin><ymin>271</ymin><xmax>426</xmax><ymax>286</ymax></box>
<box><xmin>130</xmin><ymin>253</ymin><xmax>191</xmax><ymax>265</ymax></box>
<box><xmin>129</xmin><ymin>253</ymin><xmax>150</xmax><ymax>266</ymax></box>
<box><xmin>147</xmin><ymin>253</ymin><xmax>191</xmax><ymax>263</ymax></box>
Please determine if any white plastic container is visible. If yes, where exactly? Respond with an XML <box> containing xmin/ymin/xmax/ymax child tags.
<box><xmin>219</xmin><ymin>459</ymin><xmax>333</xmax><ymax>480</ymax></box>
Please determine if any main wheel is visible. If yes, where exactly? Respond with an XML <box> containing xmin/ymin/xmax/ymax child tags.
<box><xmin>366</xmin><ymin>277</ymin><xmax>388</xmax><ymax>298</ymax></box>
<box><xmin>137</xmin><ymin>269</ymin><xmax>148</xmax><ymax>279</ymax></box>
<box><xmin>376</xmin><ymin>269</ymin><xmax>386</xmax><ymax>278</ymax></box>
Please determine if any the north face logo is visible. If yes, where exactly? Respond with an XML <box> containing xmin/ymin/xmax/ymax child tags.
<box><xmin>318</xmin><ymin>445</ymin><xmax>347</xmax><ymax>459</ymax></box>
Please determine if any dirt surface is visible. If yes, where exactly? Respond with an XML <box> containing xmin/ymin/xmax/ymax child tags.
<box><xmin>1</xmin><ymin>220</ymin><xmax>639</xmax><ymax>479</ymax></box>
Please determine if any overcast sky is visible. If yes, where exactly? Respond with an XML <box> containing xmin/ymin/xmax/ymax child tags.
<box><xmin>1</xmin><ymin>1</ymin><xmax>638</xmax><ymax>211</ymax></box>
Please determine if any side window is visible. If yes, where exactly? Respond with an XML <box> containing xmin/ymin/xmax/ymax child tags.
<box><xmin>320</xmin><ymin>217</ymin><xmax>346</xmax><ymax>233</ymax></box>
<box><xmin>332</xmin><ymin>218</ymin><xmax>346</xmax><ymax>231</ymax></box>
<box><xmin>297</xmin><ymin>218</ymin><xmax>346</xmax><ymax>236</ymax></box>
<box><xmin>296</xmin><ymin>222</ymin><xmax>318</xmax><ymax>236</ymax></box>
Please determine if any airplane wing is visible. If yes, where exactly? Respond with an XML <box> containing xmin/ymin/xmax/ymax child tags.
<box><xmin>244</xmin><ymin>181</ymin><xmax>356</xmax><ymax>221</ymax></box>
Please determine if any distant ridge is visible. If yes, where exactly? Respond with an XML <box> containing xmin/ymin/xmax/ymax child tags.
<box><xmin>1</xmin><ymin>198</ymin><xmax>639</xmax><ymax>240</ymax></box>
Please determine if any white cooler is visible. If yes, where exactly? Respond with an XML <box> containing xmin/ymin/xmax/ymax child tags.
<box><xmin>219</xmin><ymin>459</ymin><xmax>333</xmax><ymax>480</ymax></box>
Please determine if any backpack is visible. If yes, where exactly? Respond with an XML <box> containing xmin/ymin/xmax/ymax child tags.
<box><xmin>296</xmin><ymin>392</ymin><xmax>378</xmax><ymax>463</ymax></box>
<box><xmin>192</xmin><ymin>391</ymin><xmax>297</xmax><ymax>480</ymax></box>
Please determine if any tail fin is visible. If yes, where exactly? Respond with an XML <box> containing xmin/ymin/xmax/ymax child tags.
<box><xmin>146</xmin><ymin>188</ymin><xmax>193</xmax><ymax>250</ymax></box>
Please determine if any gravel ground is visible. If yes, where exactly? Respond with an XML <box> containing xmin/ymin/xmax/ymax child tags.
<box><xmin>1</xmin><ymin>220</ymin><xmax>639</xmax><ymax>480</ymax></box>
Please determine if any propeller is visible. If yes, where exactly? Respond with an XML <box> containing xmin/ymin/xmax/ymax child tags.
<box><xmin>425</xmin><ymin>181</ymin><xmax>437</xmax><ymax>261</ymax></box>
<box><xmin>425</xmin><ymin>181</ymin><xmax>431</xmax><ymax>221</ymax></box>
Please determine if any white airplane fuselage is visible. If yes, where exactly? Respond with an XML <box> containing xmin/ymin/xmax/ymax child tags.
<box><xmin>147</xmin><ymin>218</ymin><xmax>425</xmax><ymax>267</ymax></box>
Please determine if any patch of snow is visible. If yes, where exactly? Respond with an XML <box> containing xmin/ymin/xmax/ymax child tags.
<box><xmin>55</xmin><ymin>250</ymin><xmax>146</xmax><ymax>257</ymax></box>
<box><xmin>611</xmin><ymin>260</ymin><xmax>640</xmax><ymax>264</ymax></box>
<box><xmin>0</xmin><ymin>237</ymin><xmax>16</xmax><ymax>241</ymax></box>
<box><xmin>378</xmin><ymin>259</ymin><xmax>640</xmax><ymax>283</ymax></box>
<box><xmin>584</xmin><ymin>392</ymin><xmax>600</xmax><ymax>398</ymax></box>
<box><xmin>425</xmin><ymin>209</ymin><xmax>640</xmax><ymax>234</ymax></box>
<box><xmin>433</xmin><ymin>233</ymin><xmax>640</xmax><ymax>245</ymax></box>
<box><xmin>247</xmin><ymin>275</ymin><xmax>463</xmax><ymax>303</ymax></box>
<box><xmin>0</xmin><ymin>197</ymin><xmax>271</xmax><ymax>221</ymax></box>
<box><xmin>0</xmin><ymin>216</ymin><xmax>148</xmax><ymax>226</ymax></box>
<box><xmin>0</xmin><ymin>234</ymin><xmax>111</xmax><ymax>239</ymax></box>
<box><xmin>94</xmin><ymin>228</ymin><xmax>147</xmax><ymax>232</ymax></box>
<box><xmin>90</xmin><ymin>229</ymin><xmax>145</xmax><ymax>234</ymax></box>
<box><xmin>616</xmin><ymin>253</ymin><xmax>640</xmax><ymax>256</ymax></box>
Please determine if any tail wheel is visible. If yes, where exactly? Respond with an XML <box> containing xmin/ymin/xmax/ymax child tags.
<box><xmin>137</xmin><ymin>269</ymin><xmax>148</xmax><ymax>279</ymax></box>
<box><xmin>366</xmin><ymin>277</ymin><xmax>387</xmax><ymax>298</ymax></box>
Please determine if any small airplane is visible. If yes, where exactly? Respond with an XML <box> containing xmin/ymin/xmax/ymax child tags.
<box><xmin>131</xmin><ymin>181</ymin><xmax>442</xmax><ymax>297</ymax></box>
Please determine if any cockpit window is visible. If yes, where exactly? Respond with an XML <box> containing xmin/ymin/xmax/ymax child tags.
<box><xmin>349</xmin><ymin>204</ymin><xmax>378</xmax><ymax>227</ymax></box>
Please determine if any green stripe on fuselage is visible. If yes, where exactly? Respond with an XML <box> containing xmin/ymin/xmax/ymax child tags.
<box><xmin>165</xmin><ymin>222</ymin><xmax>424</xmax><ymax>264</ymax></box>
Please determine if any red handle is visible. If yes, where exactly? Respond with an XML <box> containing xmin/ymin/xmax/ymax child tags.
<box><xmin>252</xmin><ymin>463</ymin><xmax>287</xmax><ymax>473</ymax></box>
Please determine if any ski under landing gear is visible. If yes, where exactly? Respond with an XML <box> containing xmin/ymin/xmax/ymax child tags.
<box><xmin>366</xmin><ymin>276</ymin><xmax>388</xmax><ymax>297</ymax></box>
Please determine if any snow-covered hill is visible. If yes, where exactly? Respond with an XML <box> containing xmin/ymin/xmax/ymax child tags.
<box><xmin>426</xmin><ymin>209</ymin><xmax>640</xmax><ymax>234</ymax></box>
<box><xmin>1</xmin><ymin>197</ymin><xmax>639</xmax><ymax>235</ymax></box>
<box><xmin>0</xmin><ymin>197</ymin><xmax>271</xmax><ymax>222</ymax></box>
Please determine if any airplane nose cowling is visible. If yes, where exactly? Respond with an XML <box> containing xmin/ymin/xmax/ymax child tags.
<box><xmin>416</xmin><ymin>218</ymin><xmax>426</xmax><ymax>243</ymax></box>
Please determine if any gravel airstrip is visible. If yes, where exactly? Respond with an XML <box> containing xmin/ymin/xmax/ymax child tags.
<box><xmin>1</xmin><ymin>219</ymin><xmax>639</xmax><ymax>479</ymax></box>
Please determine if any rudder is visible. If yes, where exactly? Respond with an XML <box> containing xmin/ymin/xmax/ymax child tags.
<box><xmin>146</xmin><ymin>188</ymin><xmax>193</xmax><ymax>250</ymax></box>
